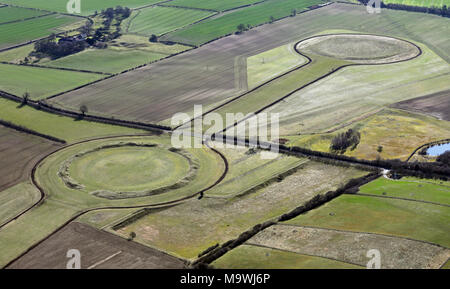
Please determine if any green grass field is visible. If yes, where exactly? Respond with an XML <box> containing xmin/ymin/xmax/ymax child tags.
<box><xmin>124</xmin><ymin>6</ymin><xmax>214</xmax><ymax>36</ymax></box>
<box><xmin>247</xmin><ymin>42</ymin><xmax>307</xmax><ymax>88</ymax></box>
<box><xmin>163</xmin><ymin>0</ymin><xmax>325</xmax><ymax>46</ymax></box>
<box><xmin>0</xmin><ymin>182</ymin><xmax>40</xmax><ymax>226</ymax></box>
<box><xmin>0</xmin><ymin>63</ymin><xmax>105</xmax><ymax>100</ymax></box>
<box><xmin>0</xmin><ymin>0</ymin><xmax>165</xmax><ymax>16</ymax></box>
<box><xmin>383</xmin><ymin>0</ymin><xmax>450</xmax><ymax>8</ymax></box>
<box><xmin>0</xmin><ymin>44</ymin><xmax>34</xmax><ymax>63</ymax></box>
<box><xmin>0</xmin><ymin>6</ymin><xmax>47</xmax><ymax>24</ymax></box>
<box><xmin>165</xmin><ymin>0</ymin><xmax>265</xmax><ymax>11</ymax></box>
<box><xmin>44</xmin><ymin>48</ymin><xmax>166</xmax><ymax>73</ymax></box>
<box><xmin>212</xmin><ymin>244</ymin><xmax>363</xmax><ymax>269</ymax></box>
<box><xmin>358</xmin><ymin>177</ymin><xmax>450</xmax><ymax>205</ymax></box>
<box><xmin>0</xmin><ymin>14</ymin><xmax>82</xmax><ymax>48</ymax></box>
<box><xmin>285</xmin><ymin>194</ymin><xmax>450</xmax><ymax>247</ymax></box>
<box><xmin>0</xmin><ymin>98</ymin><xmax>144</xmax><ymax>143</ymax></box>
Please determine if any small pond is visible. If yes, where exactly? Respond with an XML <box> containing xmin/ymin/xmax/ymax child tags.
<box><xmin>426</xmin><ymin>142</ymin><xmax>450</xmax><ymax>156</ymax></box>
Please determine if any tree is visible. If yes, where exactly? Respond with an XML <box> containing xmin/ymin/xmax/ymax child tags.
<box><xmin>269</xmin><ymin>16</ymin><xmax>275</xmax><ymax>23</ymax></box>
<box><xmin>377</xmin><ymin>145</ymin><xmax>383</xmax><ymax>153</ymax></box>
<box><xmin>149</xmin><ymin>34</ymin><xmax>158</xmax><ymax>43</ymax></box>
<box><xmin>128</xmin><ymin>231</ymin><xmax>136</xmax><ymax>241</ymax></box>
<box><xmin>22</xmin><ymin>92</ymin><xmax>30</xmax><ymax>104</ymax></box>
<box><xmin>236</xmin><ymin>23</ymin><xmax>246</xmax><ymax>34</ymax></box>
<box><xmin>291</xmin><ymin>9</ymin><xmax>297</xmax><ymax>16</ymax></box>
<box><xmin>80</xmin><ymin>105</ymin><xmax>88</xmax><ymax>116</ymax></box>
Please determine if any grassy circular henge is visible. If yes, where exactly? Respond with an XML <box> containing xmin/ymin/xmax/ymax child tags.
<box><xmin>297</xmin><ymin>34</ymin><xmax>420</xmax><ymax>64</ymax></box>
<box><xmin>35</xmin><ymin>135</ymin><xmax>225</xmax><ymax>207</ymax></box>
<box><xmin>65</xmin><ymin>144</ymin><xmax>195</xmax><ymax>199</ymax></box>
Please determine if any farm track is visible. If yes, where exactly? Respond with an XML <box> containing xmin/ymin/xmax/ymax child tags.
<box><xmin>1</xmin><ymin>135</ymin><xmax>229</xmax><ymax>269</ymax></box>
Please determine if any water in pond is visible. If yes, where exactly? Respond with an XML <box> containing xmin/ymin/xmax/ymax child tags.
<box><xmin>426</xmin><ymin>142</ymin><xmax>450</xmax><ymax>156</ymax></box>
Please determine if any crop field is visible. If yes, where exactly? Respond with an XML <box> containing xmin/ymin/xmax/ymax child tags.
<box><xmin>163</xmin><ymin>0</ymin><xmax>325</xmax><ymax>46</ymax></box>
<box><xmin>44</xmin><ymin>48</ymin><xmax>166</xmax><ymax>74</ymax></box>
<box><xmin>0</xmin><ymin>6</ymin><xmax>47</xmax><ymax>24</ymax></box>
<box><xmin>164</xmin><ymin>0</ymin><xmax>265</xmax><ymax>11</ymax></box>
<box><xmin>0</xmin><ymin>63</ymin><xmax>105</xmax><ymax>100</ymax></box>
<box><xmin>0</xmin><ymin>14</ymin><xmax>83</xmax><ymax>49</ymax></box>
<box><xmin>8</xmin><ymin>222</ymin><xmax>187</xmax><ymax>269</ymax></box>
<box><xmin>383</xmin><ymin>0</ymin><xmax>450</xmax><ymax>8</ymax></box>
<box><xmin>392</xmin><ymin>89</ymin><xmax>450</xmax><ymax>121</ymax></box>
<box><xmin>286</xmin><ymin>109</ymin><xmax>450</xmax><ymax>160</ymax></box>
<box><xmin>0</xmin><ymin>124</ymin><xmax>60</xmax><ymax>191</ymax></box>
<box><xmin>245</xmin><ymin>225</ymin><xmax>449</xmax><ymax>269</ymax></box>
<box><xmin>48</xmin><ymin>3</ymin><xmax>450</xmax><ymax>125</ymax></box>
<box><xmin>285</xmin><ymin>194</ymin><xmax>450</xmax><ymax>248</ymax></box>
<box><xmin>0</xmin><ymin>0</ymin><xmax>165</xmax><ymax>16</ymax></box>
<box><xmin>212</xmin><ymin>244</ymin><xmax>363</xmax><ymax>269</ymax></box>
<box><xmin>124</xmin><ymin>6</ymin><xmax>215</xmax><ymax>36</ymax></box>
<box><xmin>0</xmin><ymin>98</ymin><xmax>145</xmax><ymax>143</ymax></box>
<box><xmin>246</xmin><ymin>42</ymin><xmax>307</xmax><ymax>88</ymax></box>
<box><xmin>114</xmin><ymin>161</ymin><xmax>366</xmax><ymax>259</ymax></box>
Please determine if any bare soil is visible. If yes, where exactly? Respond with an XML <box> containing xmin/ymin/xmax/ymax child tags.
<box><xmin>0</xmin><ymin>125</ymin><xmax>60</xmax><ymax>191</ymax></box>
<box><xmin>8</xmin><ymin>222</ymin><xmax>187</xmax><ymax>269</ymax></box>
<box><xmin>391</xmin><ymin>89</ymin><xmax>450</xmax><ymax>121</ymax></box>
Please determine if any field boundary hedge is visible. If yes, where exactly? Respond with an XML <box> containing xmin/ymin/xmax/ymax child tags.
<box><xmin>0</xmin><ymin>118</ymin><xmax>66</xmax><ymax>143</ymax></box>
<box><xmin>0</xmin><ymin>12</ymin><xmax>55</xmax><ymax>26</ymax></box>
<box><xmin>0</xmin><ymin>89</ymin><xmax>170</xmax><ymax>133</ymax></box>
<box><xmin>0</xmin><ymin>61</ymin><xmax>110</xmax><ymax>75</ymax></box>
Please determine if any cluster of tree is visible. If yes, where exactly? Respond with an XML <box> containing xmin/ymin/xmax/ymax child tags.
<box><xmin>330</xmin><ymin>129</ymin><xmax>361</xmax><ymax>153</ymax></box>
<box><xmin>281</xmin><ymin>144</ymin><xmax>450</xmax><ymax>180</ymax></box>
<box><xmin>357</xmin><ymin>0</ymin><xmax>450</xmax><ymax>17</ymax></box>
<box><xmin>33</xmin><ymin>34</ymin><xmax>87</xmax><ymax>59</ymax></box>
<box><xmin>101</xmin><ymin>6</ymin><xmax>131</xmax><ymax>24</ymax></box>
<box><xmin>437</xmin><ymin>151</ymin><xmax>450</xmax><ymax>165</ymax></box>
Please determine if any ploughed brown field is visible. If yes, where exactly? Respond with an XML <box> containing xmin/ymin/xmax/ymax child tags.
<box><xmin>8</xmin><ymin>222</ymin><xmax>187</xmax><ymax>269</ymax></box>
<box><xmin>0</xmin><ymin>125</ymin><xmax>60</xmax><ymax>191</ymax></box>
<box><xmin>392</xmin><ymin>89</ymin><xmax>450</xmax><ymax>121</ymax></box>
<box><xmin>48</xmin><ymin>3</ymin><xmax>450</xmax><ymax>125</ymax></box>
